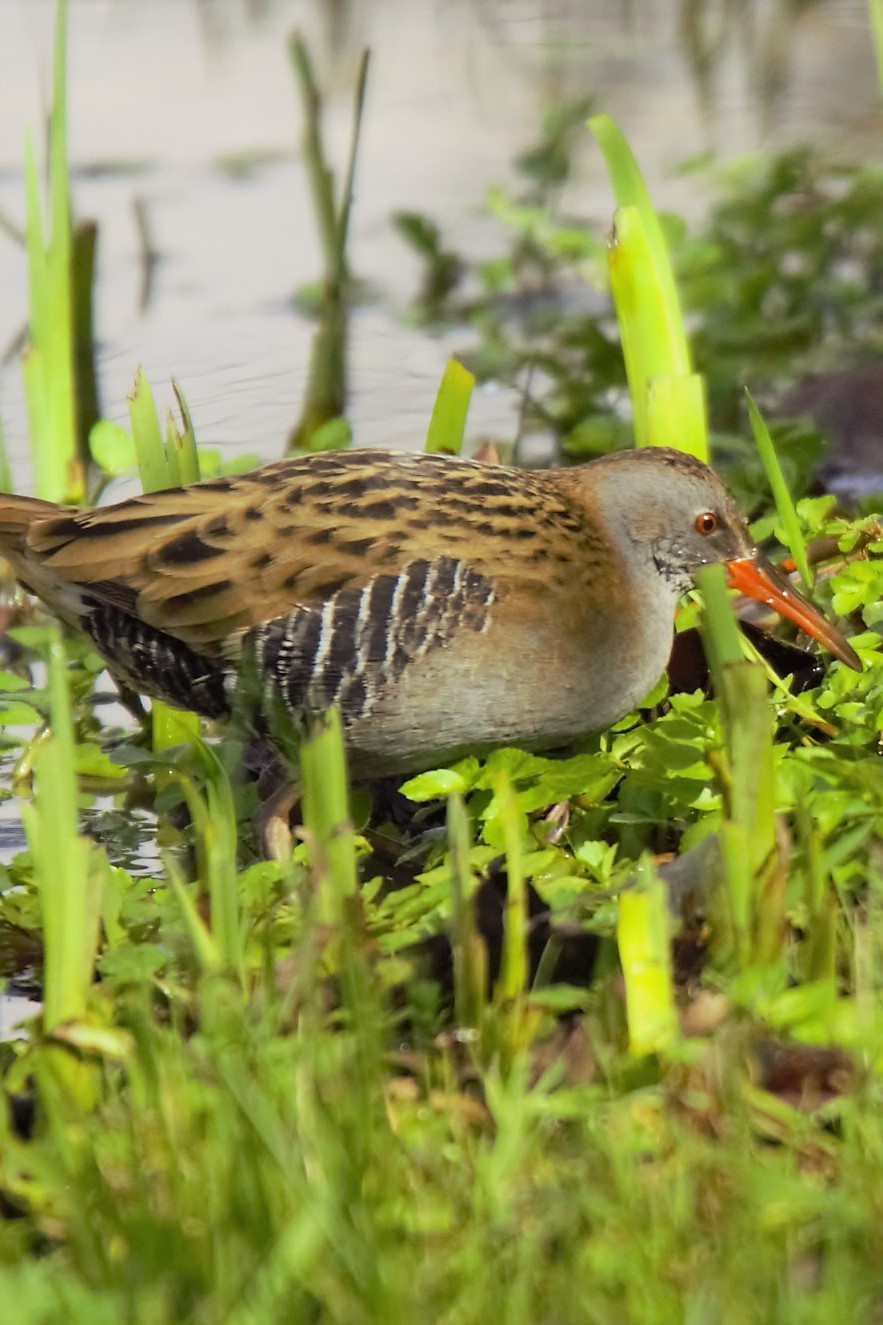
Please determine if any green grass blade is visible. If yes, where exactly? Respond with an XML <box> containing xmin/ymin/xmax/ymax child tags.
<box><xmin>617</xmin><ymin>857</ymin><xmax>677</xmax><ymax>1056</ymax></box>
<box><xmin>167</xmin><ymin>381</ymin><xmax>201</xmax><ymax>485</ymax></box>
<box><xmin>697</xmin><ymin>567</ymin><xmax>782</xmax><ymax>974</ymax></box>
<box><xmin>695</xmin><ymin>563</ymin><xmax>745</xmax><ymax>677</ymax></box>
<box><xmin>300</xmin><ymin>707</ymin><xmax>357</xmax><ymax>925</ymax></box>
<box><xmin>198</xmin><ymin>745</ymin><xmax>244</xmax><ymax>976</ymax></box>
<box><xmin>425</xmin><ymin>359</ymin><xmax>475</xmax><ymax>455</ymax></box>
<box><xmin>128</xmin><ymin>368</ymin><xmax>170</xmax><ymax>493</ymax></box>
<box><xmin>164</xmin><ymin>852</ymin><xmax>223</xmax><ymax>976</ymax></box>
<box><xmin>335</xmin><ymin>47</ymin><xmax>371</xmax><ymax>266</ymax></box>
<box><xmin>745</xmin><ymin>389</ymin><xmax>812</xmax><ymax>590</ymax></box>
<box><xmin>21</xmin><ymin>630</ymin><xmax>101</xmax><ymax>1029</ymax></box>
<box><xmin>447</xmin><ymin>792</ymin><xmax>486</xmax><ymax>1029</ymax></box>
<box><xmin>20</xmin><ymin>0</ymin><xmax>84</xmax><ymax>504</ymax></box>
<box><xmin>495</xmin><ymin>771</ymin><xmax>527</xmax><ymax>1003</ymax></box>
<box><xmin>604</xmin><ymin>202</ymin><xmax>706</xmax><ymax>457</ymax></box>
<box><xmin>159</xmin><ymin>749</ymin><xmax>243</xmax><ymax>979</ymax></box>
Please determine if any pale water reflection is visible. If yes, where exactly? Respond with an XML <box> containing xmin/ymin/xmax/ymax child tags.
<box><xmin>0</xmin><ymin>0</ymin><xmax>880</xmax><ymax>479</ymax></box>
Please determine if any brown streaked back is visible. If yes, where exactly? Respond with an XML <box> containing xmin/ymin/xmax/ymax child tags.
<box><xmin>4</xmin><ymin>450</ymin><xmax>612</xmax><ymax>654</ymax></box>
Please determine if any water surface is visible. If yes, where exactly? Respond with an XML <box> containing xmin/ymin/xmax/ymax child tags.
<box><xmin>0</xmin><ymin>0</ymin><xmax>879</xmax><ymax>477</ymax></box>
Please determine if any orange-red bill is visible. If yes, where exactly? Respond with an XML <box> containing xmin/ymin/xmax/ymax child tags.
<box><xmin>726</xmin><ymin>555</ymin><xmax>862</xmax><ymax>672</ymax></box>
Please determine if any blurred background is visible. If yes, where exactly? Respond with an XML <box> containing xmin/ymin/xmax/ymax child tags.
<box><xmin>0</xmin><ymin>0</ymin><xmax>880</xmax><ymax>474</ymax></box>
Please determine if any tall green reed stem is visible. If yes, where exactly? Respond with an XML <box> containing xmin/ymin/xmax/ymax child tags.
<box><xmin>588</xmin><ymin>113</ymin><xmax>707</xmax><ymax>461</ymax></box>
<box><xmin>21</xmin><ymin>0</ymin><xmax>91</xmax><ymax>503</ymax></box>
<box><xmin>22</xmin><ymin>631</ymin><xmax>102</xmax><ymax>1031</ymax></box>
<box><xmin>590</xmin><ymin>113</ymin><xmax>782</xmax><ymax>991</ymax></box>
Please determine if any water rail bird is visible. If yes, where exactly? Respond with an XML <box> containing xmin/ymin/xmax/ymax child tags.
<box><xmin>0</xmin><ymin>446</ymin><xmax>860</xmax><ymax>853</ymax></box>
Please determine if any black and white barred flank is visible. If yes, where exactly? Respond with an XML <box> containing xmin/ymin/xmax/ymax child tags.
<box><xmin>247</xmin><ymin>555</ymin><xmax>495</xmax><ymax>728</ymax></box>
<box><xmin>82</xmin><ymin>555</ymin><xmax>495</xmax><ymax>732</ymax></box>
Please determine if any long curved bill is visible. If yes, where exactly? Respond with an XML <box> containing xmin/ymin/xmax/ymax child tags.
<box><xmin>726</xmin><ymin>555</ymin><xmax>862</xmax><ymax>672</ymax></box>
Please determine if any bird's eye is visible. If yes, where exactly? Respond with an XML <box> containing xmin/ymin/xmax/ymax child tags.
<box><xmin>695</xmin><ymin>511</ymin><xmax>718</xmax><ymax>535</ymax></box>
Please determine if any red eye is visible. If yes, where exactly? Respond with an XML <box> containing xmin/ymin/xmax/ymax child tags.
<box><xmin>695</xmin><ymin>511</ymin><xmax>718</xmax><ymax>535</ymax></box>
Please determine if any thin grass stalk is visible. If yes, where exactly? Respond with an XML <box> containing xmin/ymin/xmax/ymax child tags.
<box><xmin>425</xmin><ymin>359</ymin><xmax>475</xmax><ymax>455</ymax></box>
<box><xmin>695</xmin><ymin>563</ymin><xmax>745</xmax><ymax>679</ymax></box>
<box><xmin>745</xmin><ymin>389</ymin><xmax>812</xmax><ymax>590</ymax></box>
<box><xmin>72</xmin><ymin>219</ymin><xmax>101</xmax><ymax>454</ymax></box>
<box><xmin>199</xmin><ymin>746</ymin><xmax>244</xmax><ymax>978</ymax></box>
<box><xmin>336</xmin><ymin>47</ymin><xmax>371</xmax><ymax>268</ymax></box>
<box><xmin>22</xmin><ymin>629</ymin><xmax>101</xmax><ymax>1030</ymax></box>
<box><xmin>495</xmin><ymin>772</ymin><xmax>527</xmax><ymax>1003</ymax></box>
<box><xmin>299</xmin><ymin>706</ymin><xmax>357</xmax><ymax>927</ymax></box>
<box><xmin>698</xmin><ymin>569</ymin><xmax>782</xmax><ymax>971</ymax></box>
<box><xmin>289</xmin><ymin>33</ymin><xmax>341</xmax><ymax>280</ymax></box>
<box><xmin>803</xmin><ymin>894</ymin><xmax>837</xmax><ymax>984</ymax></box>
<box><xmin>166</xmin><ymin>381</ymin><xmax>201</xmax><ymax>485</ymax></box>
<box><xmin>800</xmin><ymin>821</ymin><xmax>836</xmax><ymax>982</ymax></box>
<box><xmin>163</xmin><ymin>749</ymin><xmax>243</xmax><ymax>980</ymax></box>
<box><xmin>299</xmin><ymin>705</ymin><xmax>384</xmax><ymax>1164</ymax></box>
<box><xmin>721</xmin><ymin>669</ymin><xmax>779</xmax><ymax>961</ymax></box>
<box><xmin>288</xmin><ymin>36</ymin><xmax>370</xmax><ymax>451</ymax></box>
<box><xmin>164</xmin><ymin>851</ymin><xmax>223</xmax><ymax>976</ymax></box>
<box><xmin>447</xmin><ymin>792</ymin><xmax>486</xmax><ymax>1030</ymax></box>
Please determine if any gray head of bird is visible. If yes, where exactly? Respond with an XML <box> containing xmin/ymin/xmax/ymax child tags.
<box><xmin>567</xmin><ymin>446</ymin><xmax>861</xmax><ymax>671</ymax></box>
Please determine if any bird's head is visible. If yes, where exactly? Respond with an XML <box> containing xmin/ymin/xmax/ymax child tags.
<box><xmin>569</xmin><ymin>447</ymin><xmax>861</xmax><ymax>671</ymax></box>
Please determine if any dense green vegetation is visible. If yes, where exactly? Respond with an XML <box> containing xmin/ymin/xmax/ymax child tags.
<box><xmin>2</xmin><ymin>7</ymin><xmax>883</xmax><ymax>1322</ymax></box>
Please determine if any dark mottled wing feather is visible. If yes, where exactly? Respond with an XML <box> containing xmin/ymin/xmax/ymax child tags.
<box><xmin>12</xmin><ymin>450</ymin><xmax>576</xmax><ymax>653</ymax></box>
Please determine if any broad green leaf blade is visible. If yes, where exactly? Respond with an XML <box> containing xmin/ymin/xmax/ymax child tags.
<box><xmin>425</xmin><ymin>359</ymin><xmax>475</xmax><ymax>455</ymax></box>
<box><xmin>128</xmin><ymin>367</ymin><xmax>170</xmax><ymax>493</ymax></box>
<box><xmin>589</xmin><ymin>113</ymin><xmax>705</xmax><ymax>459</ymax></box>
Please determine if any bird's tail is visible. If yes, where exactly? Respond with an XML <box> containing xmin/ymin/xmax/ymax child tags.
<box><xmin>0</xmin><ymin>493</ymin><xmax>64</xmax><ymax>555</ymax></box>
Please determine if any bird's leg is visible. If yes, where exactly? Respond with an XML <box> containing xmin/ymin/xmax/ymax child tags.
<box><xmin>247</xmin><ymin>746</ymin><xmax>301</xmax><ymax>861</ymax></box>
<box><xmin>255</xmin><ymin>780</ymin><xmax>300</xmax><ymax>861</ymax></box>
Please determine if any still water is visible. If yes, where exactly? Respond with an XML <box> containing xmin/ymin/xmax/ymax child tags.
<box><xmin>0</xmin><ymin>0</ymin><xmax>880</xmax><ymax>477</ymax></box>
